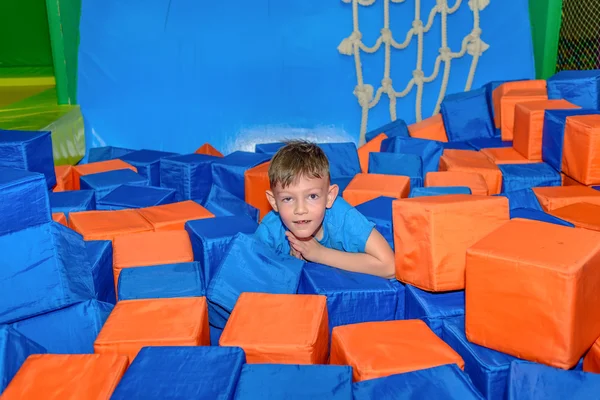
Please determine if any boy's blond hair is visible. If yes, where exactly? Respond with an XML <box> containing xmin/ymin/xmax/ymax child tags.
<box><xmin>268</xmin><ymin>140</ymin><xmax>330</xmax><ymax>189</ymax></box>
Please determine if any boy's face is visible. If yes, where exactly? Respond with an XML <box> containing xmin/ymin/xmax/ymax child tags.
<box><xmin>266</xmin><ymin>175</ymin><xmax>339</xmax><ymax>240</ymax></box>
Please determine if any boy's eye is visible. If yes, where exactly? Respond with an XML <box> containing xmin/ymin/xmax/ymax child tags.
<box><xmin>309</xmin><ymin>194</ymin><xmax>319</xmax><ymax>200</ymax></box>
<box><xmin>281</xmin><ymin>197</ymin><xmax>292</xmax><ymax>203</ymax></box>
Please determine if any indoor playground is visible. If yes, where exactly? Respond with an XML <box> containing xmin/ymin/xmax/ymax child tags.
<box><xmin>3</xmin><ymin>0</ymin><xmax>600</xmax><ymax>398</ymax></box>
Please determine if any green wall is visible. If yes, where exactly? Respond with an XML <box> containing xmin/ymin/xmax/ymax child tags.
<box><xmin>529</xmin><ymin>0</ymin><xmax>563</xmax><ymax>79</ymax></box>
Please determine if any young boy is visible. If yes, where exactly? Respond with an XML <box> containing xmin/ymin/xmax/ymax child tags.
<box><xmin>254</xmin><ymin>140</ymin><xmax>395</xmax><ymax>279</ymax></box>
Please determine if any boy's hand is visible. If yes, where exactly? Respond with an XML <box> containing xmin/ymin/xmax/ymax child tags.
<box><xmin>286</xmin><ymin>231</ymin><xmax>324</xmax><ymax>263</ymax></box>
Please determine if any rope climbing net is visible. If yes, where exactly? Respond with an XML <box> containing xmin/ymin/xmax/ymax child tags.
<box><xmin>338</xmin><ymin>0</ymin><xmax>490</xmax><ymax>144</ymax></box>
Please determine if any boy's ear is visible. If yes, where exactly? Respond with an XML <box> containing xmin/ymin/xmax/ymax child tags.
<box><xmin>266</xmin><ymin>189</ymin><xmax>279</xmax><ymax>212</ymax></box>
<box><xmin>326</xmin><ymin>184</ymin><xmax>339</xmax><ymax>208</ymax></box>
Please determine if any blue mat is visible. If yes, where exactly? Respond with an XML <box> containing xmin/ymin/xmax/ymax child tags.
<box><xmin>0</xmin><ymin>326</ymin><xmax>46</xmax><ymax>394</ymax></box>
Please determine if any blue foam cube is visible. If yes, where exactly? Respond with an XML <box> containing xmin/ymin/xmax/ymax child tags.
<box><xmin>0</xmin><ymin>129</ymin><xmax>56</xmax><ymax>188</ymax></box>
<box><xmin>365</xmin><ymin>118</ymin><xmax>410</xmax><ymax>143</ymax></box>
<box><xmin>298</xmin><ymin>263</ymin><xmax>400</xmax><ymax>330</ymax></box>
<box><xmin>198</xmin><ymin>185</ymin><xmax>259</xmax><ymax>222</ymax></box>
<box><xmin>80</xmin><ymin>169</ymin><xmax>148</xmax><ymax>200</ymax></box>
<box><xmin>0</xmin><ymin>326</ymin><xmax>47</xmax><ymax>394</ymax></box>
<box><xmin>120</xmin><ymin>149</ymin><xmax>177</xmax><ymax>186</ymax></box>
<box><xmin>96</xmin><ymin>184</ymin><xmax>176</xmax><ymax>210</ymax></box>
<box><xmin>510</xmin><ymin>208</ymin><xmax>574</xmax><ymax>227</ymax></box>
<box><xmin>542</xmin><ymin>109</ymin><xmax>600</xmax><ymax>171</ymax></box>
<box><xmin>404</xmin><ymin>285</ymin><xmax>465</xmax><ymax>337</ymax></box>
<box><xmin>410</xmin><ymin>186</ymin><xmax>472</xmax><ymax>198</ymax></box>
<box><xmin>234</xmin><ymin>364</ymin><xmax>353</xmax><ymax>399</ymax></box>
<box><xmin>0</xmin><ymin>222</ymin><xmax>95</xmax><ymax>324</ymax></box>
<box><xmin>496</xmin><ymin>188</ymin><xmax>543</xmax><ymax>211</ymax></box>
<box><xmin>442</xmin><ymin>317</ymin><xmax>517</xmax><ymax>400</ymax></box>
<box><xmin>117</xmin><ymin>262</ymin><xmax>205</xmax><ymax>301</ymax></box>
<box><xmin>355</xmin><ymin>196</ymin><xmax>394</xmax><ymax>250</ymax></box>
<box><xmin>49</xmin><ymin>190</ymin><xmax>96</xmax><ymax>218</ymax></box>
<box><xmin>0</xmin><ymin>167</ymin><xmax>51</xmax><ymax>236</ymax></box>
<box><xmin>112</xmin><ymin>346</ymin><xmax>246</xmax><ymax>400</ymax></box>
<box><xmin>206</xmin><ymin>233</ymin><xmax>304</xmax><ymax>329</ymax></box>
<box><xmin>88</xmin><ymin>146</ymin><xmax>134</xmax><ymax>163</ymax></box>
<box><xmin>11</xmin><ymin>300</ymin><xmax>112</xmax><ymax>354</ymax></box>
<box><xmin>353</xmin><ymin>365</ymin><xmax>483</xmax><ymax>399</ymax></box>
<box><xmin>186</xmin><ymin>216</ymin><xmax>258</xmax><ymax>286</ymax></box>
<box><xmin>368</xmin><ymin>152</ymin><xmax>423</xmax><ymax>188</ymax></box>
<box><xmin>380</xmin><ymin>136</ymin><xmax>444</xmax><ymax>176</ymax></box>
<box><xmin>441</xmin><ymin>87</ymin><xmax>495</xmax><ymax>141</ymax></box>
<box><xmin>210</xmin><ymin>151</ymin><xmax>271</xmax><ymax>200</ymax></box>
<box><xmin>547</xmin><ymin>69</ymin><xmax>600</xmax><ymax>109</ymax></box>
<box><xmin>160</xmin><ymin>153</ymin><xmax>220</xmax><ymax>201</ymax></box>
<box><xmin>255</xmin><ymin>142</ymin><xmax>284</xmax><ymax>154</ymax></box>
<box><xmin>467</xmin><ymin>137</ymin><xmax>512</xmax><ymax>150</ymax></box>
<box><xmin>318</xmin><ymin>142</ymin><xmax>362</xmax><ymax>181</ymax></box>
<box><xmin>498</xmin><ymin>163</ymin><xmax>561</xmax><ymax>192</ymax></box>
<box><xmin>85</xmin><ymin>240</ymin><xmax>115</xmax><ymax>304</ymax></box>
<box><xmin>482</xmin><ymin>79</ymin><xmax>527</xmax><ymax>126</ymax></box>
<box><xmin>442</xmin><ymin>141</ymin><xmax>477</xmax><ymax>150</ymax></box>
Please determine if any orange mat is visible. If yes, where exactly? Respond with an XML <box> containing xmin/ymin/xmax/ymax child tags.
<box><xmin>439</xmin><ymin>149</ymin><xmax>502</xmax><ymax>195</ymax></box>
<box><xmin>562</xmin><ymin>115</ymin><xmax>600</xmax><ymax>185</ymax></box>
<box><xmin>68</xmin><ymin>209</ymin><xmax>154</xmax><ymax>241</ymax></box>
<box><xmin>466</xmin><ymin>219</ymin><xmax>600</xmax><ymax>369</ymax></box>
<box><xmin>330</xmin><ymin>319</ymin><xmax>464</xmax><ymax>382</ymax></box>
<box><xmin>343</xmin><ymin>173</ymin><xmax>410</xmax><ymax>206</ymax></box>
<box><xmin>533</xmin><ymin>186</ymin><xmax>600</xmax><ymax>212</ymax></box>
<box><xmin>220</xmin><ymin>293</ymin><xmax>329</xmax><ymax>364</ymax></box>
<box><xmin>425</xmin><ymin>171</ymin><xmax>489</xmax><ymax>196</ymax></box>
<box><xmin>137</xmin><ymin>200</ymin><xmax>214</xmax><ymax>231</ymax></box>
<box><xmin>407</xmin><ymin>114</ymin><xmax>448</xmax><ymax>142</ymax></box>
<box><xmin>584</xmin><ymin>337</ymin><xmax>600</xmax><ymax>373</ymax></box>
<box><xmin>358</xmin><ymin>133</ymin><xmax>387</xmax><ymax>173</ymax></box>
<box><xmin>480</xmin><ymin>147</ymin><xmax>536</xmax><ymax>165</ymax></box>
<box><xmin>244</xmin><ymin>162</ymin><xmax>272</xmax><ymax>220</ymax></box>
<box><xmin>72</xmin><ymin>160</ymin><xmax>137</xmax><ymax>190</ymax></box>
<box><xmin>393</xmin><ymin>194</ymin><xmax>509</xmax><ymax>291</ymax></box>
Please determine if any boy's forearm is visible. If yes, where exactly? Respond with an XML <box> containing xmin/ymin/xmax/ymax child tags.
<box><xmin>313</xmin><ymin>247</ymin><xmax>395</xmax><ymax>279</ymax></box>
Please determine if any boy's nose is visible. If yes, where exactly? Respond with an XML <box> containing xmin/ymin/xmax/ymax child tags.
<box><xmin>294</xmin><ymin>201</ymin><xmax>308</xmax><ymax>215</ymax></box>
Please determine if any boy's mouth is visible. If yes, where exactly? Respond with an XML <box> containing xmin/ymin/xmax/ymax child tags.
<box><xmin>293</xmin><ymin>220</ymin><xmax>311</xmax><ymax>224</ymax></box>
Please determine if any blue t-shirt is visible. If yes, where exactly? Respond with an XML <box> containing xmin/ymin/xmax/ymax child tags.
<box><xmin>254</xmin><ymin>197</ymin><xmax>376</xmax><ymax>255</ymax></box>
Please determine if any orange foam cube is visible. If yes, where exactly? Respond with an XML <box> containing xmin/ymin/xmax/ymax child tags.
<box><xmin>53</xmin><ymin>165</ymin><xmax>74</xmax><ymax>192</ymax></box>
<box><xmin>513</xmin><ymin>100</ymin><xmax>579</xmax><ymax>161</ymax></box>
<box><xmin>562</xmin><ymin>115</ymin><xmax>600</xmax><ymax>185</ymax></box>
<box><xmin>408</xmin><ymin>114</ymin><xmax>448</xmax><ymax>142</ymax></box>
<box><xmin>562</xmin><ymin>173</ymin><xmax>585</xmax><ymax>186</ymax></box>
<box><xmin>52</xmin><ymin>212</ymin><xmax>68</xmax><ymax>227</ymax></box>
<box><xmin>466</xmin><ymin>219</ymin><xmax>600</xmax><ymax>369</ymax></box>
<box><xmin>195</xmin><ymin>143</ymin><xmax>224</xmax><ymax>157</ymax></box>
<box><xmin>492</xmin><ymin>80</ymin><xmax>547</xmax><ymax>129</ymax></box>
<box><xmin>72</xmin><ymin>160</ymin><xmax>137</xmax><ymax>190</ymax></box>
<box><xmin>1</xmin><ymin>354</ymin><xmax>128</xmax><ymax>400</ymax></box>
<box><xmin>533</xmin><ymin>186</ymin><xmax>600</xmax><ymax>212</ymax></box>
<box><xmin>137</xmin><ymin>200</ymin><xmax>213</xmax><ymax>231</ymax></box>
<box><xmin>480</xmin><ymin>147</ymin><xmax>536</xmax><ymax>165</ymax></box>
<box><xmin>343</xmin><ymin>173</ymin><xmax>410</xmax><ymax>206</ymax></box>
<box><xmin>219</xmin><ymin>293</ymin><xmax>329</xmax><ymax>364</ymax></box>
<box><xmin>584</xmin><ymin>337</ymin><xmax>600</xmax><ymax>373</ymax></box>
<box><xmin>425</xmin><ymin>171</ymin><xmax>489</xmax><ymax>195</ymax></box>
<box><xmin>330</xmin><ymin>320</ymin><xmax>464</xmax><ymax>382</ymax></box>
<box><xmin>439</xmin><ymin>149</ymin><xmax>502</xmax><ymax>195</ymax></box>
<box><xmin>549</xmin><ymin>202</ymin><xmax>600</xmax><ymax>232</ymax></box>
<box><xmin>244</xmin><ymin>161</ymin><xmax>272</xmax><ymax>221</ymax></box>
<box><xmin>68</xmin><ymin>209</ymin><xmax>154</xmax><ymax>241</ymax></box>
<box><xmin>499</xmin><ymin>89</ymin><xmax>548</xmax><ymax>141</ymax></box>
<box><xmin>94</xmin><ymin>297</ymin><xmax>210</xmax><ymax>362</ymax></box>
<box><xmin>358</xmin><ymin>133</ymin><xmax>387</xmax><ymax>173</ymax></box>
<box><xmin>393</xmin><ymin>195</ymin><xmax>509</xmax><ymax>291</ymax></box>
<box><xmin>112</xmin><ymin>230</ymin><xmax>194</xmax><ymax>289</ymax></box>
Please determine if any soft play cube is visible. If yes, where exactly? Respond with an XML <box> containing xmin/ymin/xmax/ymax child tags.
<box><xmin>442</xmin><ymin>141</ymin><xmax>477</xmax><ymax>150</ymax></box>
<box><xmin>0</xmin><ymin>326</ymin><xmax>47</xmax><ymax>394</ymax></box>
<box><xmin>500</xmin><ymin>89</ymin><xmax>549</xmax><ymax>141</ymax></box>
<box><xmin>72</xmin><ymin>159</ymin><xmax>137</xmax><ymax>190</ymax></box>
<box><xmin>365</xmin><ymin>118</ymin><xmax>409</xmax><ymax>143</ymax></box>
<box><xmin>562</xmin><ymin>114</ymin><xmax>600</xmax><ymax>185</ymax></box>
<box><xmin>298</xmin><ymin>262</ymin><xmax>400</xmax><ymax>330</ymax></box>
<box><xmin>442</xmin><ymin>317</ymin><xmax>518</xmax><ymax>400</ymax></box>
<box><xmin>409</xmin><ymin>186</ymin><xmax>471</xmax><ymax>197</ymax></box>
<box><xmin>117</xmin><ymin>262</ymin><xmax>205</xmax><ymax>301</ymax></box>
<box><xmin>112</xmin><ymin>230</ymin><xmax>194</xmax><ymax>290</ymax></box>
<box><xmin>205</xmin><ymin>233</ymin><xmax>304</xmax><ymax>329</ymax></box>
<box><xmin>119</xmin><ymin>149</ymin><xmax>177</xmax><ymax>186</ymax></box>
<box><xmin>195</xmin><ymin>142</ymin><xmax>224</xmax><ymax>157</ymax></box>
<box><xmin>440</xmin><ymin>87</ymin><xmax>495</xmax><ymax>141</ymax></box>
<box><xmin>542</xmin><ymin>109</ymin><xmax>600</xmax><ymax>171</ymax></box>
<box><xmin>492</xmin><ymin>80</ymin><xmax>546</xmax><ymax>125</ymax></box>
<box><xmin>439</xmin><ymin>149</ymin><xmax>503</xmax><ymax>195</ymax></box>
<box><xmin>112</xmin><ymin>346</ymin><xmax>245</xmax><ymax>400</ymax></box>
<box><xmin>466</xmin><ymin>137</ymin><xmax>512</xmax><ymax>150</ymax></box>
<box><xmin>498</xmin><ymin>163</ymin><xmax>561</xmax><ymax>192</ymax></box>
<box><xmin>380</xmin><ymin>136</ymin><xmax>444</xmax><ymax>176</ymax></box>
<box><xmin>404</xmin><ymin>285</ymin><xmax>464</xmax><ymax>337</ymax></box>
<box><xmin>244</xmin><ymin>161</ymin><xmax>271</xmax><ymax>220</ymax></box>
<box><xmin>80</xmin><ymin>169</ymin><xmax>148</xmax><ymax>200</ymax></box>
<box><xmin>393</xmin><ymin>195</ymin><xmax>509</xmax><ymax>291</ymax></box>
<box><xmin>0</xmin><ymin>129</ymin><xmax>56</xmax><ymax>188</ymax></box>
<box><xmin>219</xmin><ymin>293</ymin><xmax>329</xmax><ymax>364</ymax></box>
<box><xmin>94</xmin><ymin>297</ymin><xmax>210</xmax><ymax>362</ymax></box>
<box><xmin>159</xmin><ymin>153</ymin><xmax>220</xmax><ymax>200</ymax></box>
<box><xmin>68</xmin><ymin>209</ymin><xmax>154</xmax><ymax>241</ymax></box>
<box><xmin>510</xmin><ymin>208</ymin><xmax>574</xmax><ymax>228</ymax></box>
<box><xmin>584</xmin><ymin>337</ymin><xmax>600</xmax><ymax>373</ymax></box>
<box><xmin>466</xmin><ymin>219</ymin><xmax>600</xmax><ymax>369</ymax></box>
<box><xmin>52</xmin><ymin>212</ymin><xmax>68</xmax><ymax>226</ymax></box>
<box><xmin>481</xmin><ymin>147</ymin><xmax>533</xmax><ymax>164</ymax></box>
<box><xmin>0</xmin><ymin>222</ymin><xmax>95</xmax><ymax>324</ymax></box>
<box><xmin>254</xmin><ymin>142</ymin><xmax>285</xmax><ymax>154</ymax></box>
<box><xmin>330</xmin><ymin>320</ymin><xmax>464</xmax><ymax>382</ymax></box>
<box><xmin>88</xmin><ymin>146</ymin><xmax>134</xmax><ymax>163</ymax></box>
<box><xmin>342</xmin><ymin>173</ymin><xmax>410</xmax><ymax>206</ymax></box>
<box><xmin>425</xmin><ymin>171</ymin><xmax>489</xmax><ymax>196</ymax></box>
<box><xmin>86</xmin><ymin>240</ymin><xmax>116</xmax><ymax>304</ymax></box>
<box><xmin>11</xmin><ymin>300</ymin><xmax>113</xmax><ymax>354</ymax></box>
<box><xmin>500</xmin><ymin>188</ymin><xmax>545</xmax><ymax>211</ymax></box>
<box><xmin>234</xmin><ymin>364</ymin><xmax>353</xmax><ymax>400</ymax></box>
<box><xmin>53</xmin><ymin>164</ymin><xmax>74</xmax><ymax>192</ymax></box>
<box><xmin>96</xmin><ymin>184</ymin><xmax>176</xmax><ymax>210</ymax></box>
<box><xmin>355</xmin><ymin>196</ymin><xmax>395</xmax><ymax>249</ymax></box>
<box><xmin>198</xmin><ymin>184</ymin><xmax>260</xmax><ymax>222</ymax></box>
<box><xmin>547</xmin><ymin>69</ymin><xmax>600</xmax><ymax>109</ymax></box>
<box><xmin>548</xmin><ymin>202</ymin><xmax>600</xmax><ymax>231</ymax></box>
<box><xmin>49</xmin><ymin>190</ymin><xmax>96</xmax><ymax>218</ymax></box>
<box><xmin>137</xmin><ymin>200</ymin><xmax>213</xmax><ymax>230</ymax></box>
<box><xmin>352</xmin><ymin>364</ymin><xmax>482</xmax><ymax>400</ymax></box>
<box><xmin>1</xmin><ymin>354</ymin><xmax>128</xmax><ymax>400</ymax></box>
<box><xmin>407</xmin><ymin>114</ymin><xmax>448</xmax><ymax>142</ymax></box>
<box><xmin>357</xmin><ymin>133</ymin><xmax>387</xmax><ymax>173</ymax></box>
<box><xmin>210</xmin><ymin>151</ymin><xmax>272</xmax><ymax>200</ymax></box>
<box><xmin>368</xmin><ymin>152</ymin><xmax>423</xmax><ymax>188</ymax></box>
<box><xmin>512</xmin><ymin>99</ymin><xmax>579</xmax><ymax>161</ymax></box>
<box><xmin>185</xmin><ymin>216</ymin><xmax>258</xmax><ymax>286</ymax></box>
<box><xmin>319</xmin><ymin>142</ymin><xmax>362</xmax><ymax>181</ymax></box>
<box><xmin>533</xmin><ymin>186</ymin><xmax>600</xmax><ymax>211</ymax></box>
<box><xmin>0</xmin><ymin>167</ymin><xmax>50</xmax><ymax>236</ymax></box>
